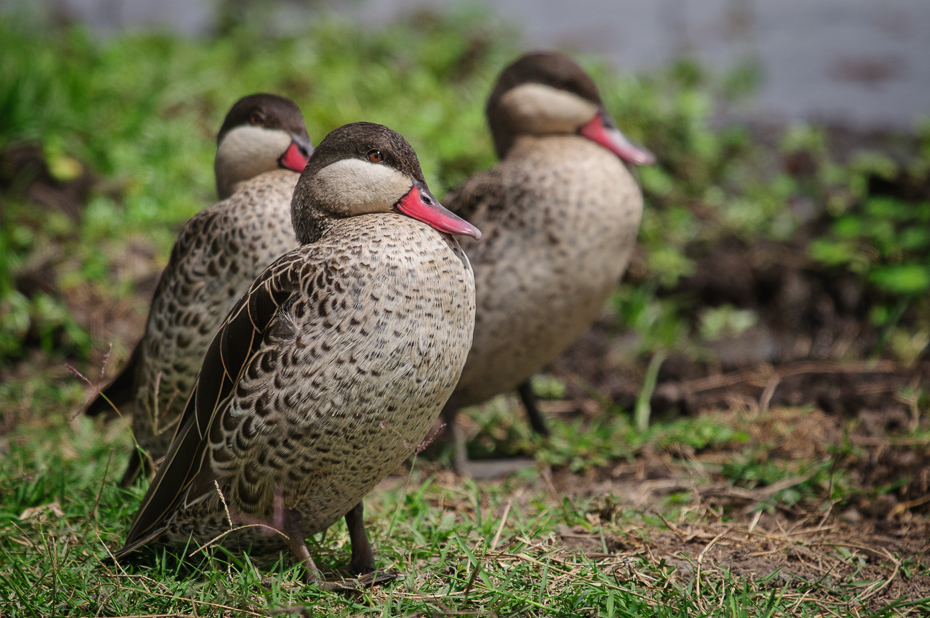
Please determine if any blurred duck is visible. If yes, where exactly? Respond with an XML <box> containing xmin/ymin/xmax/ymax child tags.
<box><xmin>443</xmin><ymin>51</ymin><xmax>654</xmax><ymax>476</ymax></box>
<box><xmin>84</xmin><ymin>94</ymin><xmax>313</xmax><ymax>485</ymax></box>
<box><xmin>114</xmin><ymin>122</ymin><xmax>479</xmax><ymax>590</ymax></box>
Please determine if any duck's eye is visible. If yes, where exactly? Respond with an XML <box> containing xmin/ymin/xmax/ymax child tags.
<box><xmin>367</xmin><ymin>149</ymin><xmax>383</xmax><ymax>163</ymax></box>
<box><xmin>249</xmin><ymin>112</ymin><xmax>264</xmax><ymax>126</ymax></box>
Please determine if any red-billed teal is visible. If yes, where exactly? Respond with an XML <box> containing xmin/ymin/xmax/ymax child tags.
<box><xmin>85</xmin><ymin>94</ymin><xmax>313</xmax><ymax>485</ymax></box>
<box><xmin>443</xmin><ymin>51</ymin><xmax>654</xmax><ymax>476</ymax></box>
<box><xmin>114</xmin><ymin>122</ymin><xmax>480</xmax><ymax>590</ymax></box>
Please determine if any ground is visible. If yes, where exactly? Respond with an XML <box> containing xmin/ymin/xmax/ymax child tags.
<box><xmin>7</xmin><ymin>157</ymin><xmax>928</xmax><ymax>612</ymax></box>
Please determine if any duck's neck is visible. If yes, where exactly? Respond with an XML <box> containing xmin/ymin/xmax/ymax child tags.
<box><xmin>293</xmin><ymin>203</ymin><xmax>337</xmax><ymax>244</ymax></box>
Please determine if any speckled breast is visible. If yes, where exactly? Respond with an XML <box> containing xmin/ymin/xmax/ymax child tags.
<box><xmin>163</xmin><ymin>215</ymin><xmax>476</xmax><ymax>552</ymax></box>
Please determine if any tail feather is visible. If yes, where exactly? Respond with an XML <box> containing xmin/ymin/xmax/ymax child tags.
<box><xmin>118</xmin><ymin>448</ymin><xmax>154</xmax><ymax>488</ymax></box>
<box><xmin>84</xmin><ymin>341</ymin><xmax>142</xmax><ymax>417</ymax></box>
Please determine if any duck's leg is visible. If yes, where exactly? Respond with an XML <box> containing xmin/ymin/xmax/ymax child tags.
<box><xmin>517</xmin><ymin>379</ymin><xmax>550</xmax><ymax>437</ymax></box>
<box><xmin>441</xmin><ymin>400</ymin><xmax>471</xmax><ymax>474</ymax></box>
<box><xmin>273</xmin><ymin>504</ymin><xmax>397</xmax><ymax>602</ymax></box>
<box><xmin>345</xmin><ymin>501</ymin><xmax>373</xmax><ymax>574</ymax></box>
<box><xmin>282</xmin><ymin>505</ymin><xmax>401</xmax><ymax>591</ymax></box>
<box><xmin>344</xmin><ymin>501</ymin><xmax>402</xmax><ymax>587</ymax></box>
<box><xmin>443</xmin><ymin>398</ymin><xmax>535</xmax><ymax>480</ymax></box>
<box><xmin>280</xmin><ymin>507</ymin><xmax>326</xmax><ymax>585</ymax></box>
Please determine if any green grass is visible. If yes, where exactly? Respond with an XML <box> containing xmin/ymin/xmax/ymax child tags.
<box><xmin>4</xmin><ymin>412</ymin><xmax>926</xmax><ymax>616</ymax></box>
<box><xmin>2</xmin><ymin>6</ymin><xmax>930</xmax><ymax>617</ymax></box>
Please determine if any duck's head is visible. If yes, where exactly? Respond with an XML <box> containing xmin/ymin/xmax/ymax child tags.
<box><xmin>214</xmin><ymin>93</ymin><xmax>314</xmax><ymax>200</ymax></box>
<box><xmin>291</xmin><ymin>122</ymin><xmax>481</xmax><ymax>244</ymax></box>
<box><xmin>486</xmin><ymin>51</ymin><xmax>655</xmax><ymax>165</ymax></box>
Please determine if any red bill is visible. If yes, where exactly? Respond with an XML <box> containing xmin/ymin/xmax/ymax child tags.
<box><xmin>278</xmin><ymin>138</ymin><xmax>312</xmax><ymax>172</ymax></box>
<box><xmin>396</xmin><ymin>182</ymin><xmax>482</xmax><ymax>240</ymax></box>
<box><xmin>579</xmin><ymin>112</ymin><xmax>655</xmax><ymax>166</ymax></box>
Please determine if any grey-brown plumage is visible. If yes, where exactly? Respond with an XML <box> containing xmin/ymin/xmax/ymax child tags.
<box><xmin>442</xmin><ymin>52</ymin><xmax>653</xmax><ymax>473</ymax></box>
<box><xmin>84</xmin><ymin>94</ymin><xmax>313</xmax><ymax>485</ymax></box>
<box><xmin>114</xmin><ymin>122</ymin><xmax>479</xmax><ymax>589</ymax></box>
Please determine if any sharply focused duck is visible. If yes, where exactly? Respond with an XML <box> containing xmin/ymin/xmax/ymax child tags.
<box><xmin>442</xmin><ymin>51</ymin><xmax>654</xmax><ymax>475</ymax></box>
<box><xmin>113</xmin><ymin>122</ymin><xmax>480</xmax><ymax>589</ymax></box>
<box><xmin>84</xmin><ymin>94</ymin><xmax>313</xmax><ymax>485</ymax></box>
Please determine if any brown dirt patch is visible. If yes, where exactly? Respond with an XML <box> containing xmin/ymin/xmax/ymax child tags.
<box><xmin>553</xmin><ymin>516</ymin><xmax>930</xmax><ymax>610</ymax></box>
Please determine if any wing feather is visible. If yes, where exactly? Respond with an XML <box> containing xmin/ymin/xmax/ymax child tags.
<box><xmin>83</xmin><ymin>340</ymin><xmax>142</xmax><ymax>417</ymax></box>
<box><xmin>116</xmin><ymin>251</ymin><xmax>303</xmax><ymax>556</ymax></box>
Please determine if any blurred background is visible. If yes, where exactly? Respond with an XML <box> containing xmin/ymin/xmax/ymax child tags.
<box><xmin>10</xmin><ymin>0</ymin><xmax>930</xmax><ymax>128</ymax></box>
<box><xmin>2</xmin><ymin>0</ymin><xmax>930</xmax><ymax>518</ymax></box>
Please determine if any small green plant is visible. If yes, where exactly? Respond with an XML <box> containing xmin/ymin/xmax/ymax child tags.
<box><xmin>641</xmin><ymin>416</ymin><xmax>749</xmax><ymax>452</ymax></box>
<box><xmin>720</xmin><ymin>455</ymin><xmax>848</xmax><ymax>509</ymax></box>
<box><xmin>698</xmin><ymin>304</ymin><xmax>758</xmax><ymax>341</ymax></box>
<box><xmin>810</xmin><ymin>195</ymin><xmax>930</xmax><ymax>295</ymax></box>
<box><xmin>529</xmin><ymin>374</ymin><xmax>567</xmax><ymax>400</ymax></box>
<box><xmin>537</xmin><ymin>416</ymin><xmax>633</xmax><ymax>472</ymax></box>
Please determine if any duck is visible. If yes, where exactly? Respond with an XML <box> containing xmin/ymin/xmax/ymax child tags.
<box><xmin>441</xmin><ymin>51</ymin><xmax>654</xmax><ymax>476</ymax></box>
<box><xmin>112</xmin><ymin>122</ymin><xmax>480</xmax><ymax>590</ymax></box>
<box><xmin>84</xmin><ymin>94</ymin><xmax>314</xmax><ymax>486</ymax></box>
